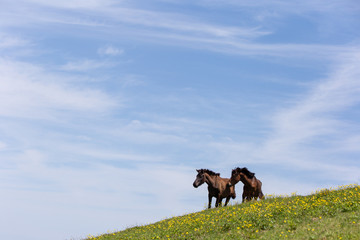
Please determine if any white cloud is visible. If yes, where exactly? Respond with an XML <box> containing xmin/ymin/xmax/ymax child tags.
<box><xmin>254</xmin><ymin>52</ymin><xmax>360</xmax><ymax>174</ymax></box>
<box><xmin>0</xmin><ymin>58</ymin><xmax>117</xmax><ymax>119</ymax></box>
<box><xmin>201</xmin><ymin>51</ymin><xmax>360</xmax><ymax>183</ymax></box>
<box><xmin>266</xmin><ymin>52</ymin><xmax>360</xmax><ymax>149</ymax></box>
<box><xmin>198</xmin><ymin>0</ymin><xmax>360</xmax><ymax>14</ymax></box>
<box><xmin>0</xmin><ymin>141</ymin><xmax>7</xmax><ymax>151</ymax></box>
<box><xmin>1</xmin><ymin>0</ymin><xmax>356</xmax><ymax>61</ymax></box>
<box><xmin>60</xmin><ymin>59</ymin><xmax>116</xmax><ymax>71</ymax></box>
<box><xmin>19</xmin><ymin>0</ymin><xmax>117</xmax><ymax>9</ymax></box>
<box><xmin>339</xmin><ymin>135</ymin><xmax>360</xmax><ymax>152</ymax></box>
<box><xmin>98</xmin><ymin>46</ymin><xmax>124</xmax><ymax>56</ymax></box>
<box><xmin>0</xmin><ymin>160</ymin><xmax>201</xmax><ymax>240</ymax></box>
<box><xmin>1</xmin><ymin>1</ymin><xmax>270</xmax><ymax>41</ymax></box>
<box><xmin>0</xmin><ymin>34</ymin><xmax>28</xmax><ymax>49</ymax></box>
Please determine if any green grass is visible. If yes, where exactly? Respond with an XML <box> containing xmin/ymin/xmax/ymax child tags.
<box><xmin>85</xmin><ymin>184</ymin><xmax>360</xmax><ymax>240</ymax></box>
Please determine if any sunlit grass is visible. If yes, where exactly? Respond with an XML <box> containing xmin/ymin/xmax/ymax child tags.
<box><xmin>85</xmin><ymin>184</ymin><xmax>360</xmax><ymax>239</ymax></box>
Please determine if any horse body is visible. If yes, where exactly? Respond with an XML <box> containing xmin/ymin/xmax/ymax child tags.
<box><xmin>229</xmin><ymin>167</ymin><xmax>264</xmax><ymax>202</ymax></box>
<box><xmin>193</xmin><ymin>169</ymin><xmax>236</xmax><ymax>208</ymax></box>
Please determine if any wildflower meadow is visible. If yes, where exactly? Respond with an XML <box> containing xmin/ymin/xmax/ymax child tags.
<box><xmin>85</xmin><ymin>184</ymin><xmax>360</xmax><ymax>239</ymax></box>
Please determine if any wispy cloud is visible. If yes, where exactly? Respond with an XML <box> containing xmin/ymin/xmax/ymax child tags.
<box><xmin>0</xmin><ymin>34</ymin><xmax>28</xmax><ymax>49</ymax></box>
<box><xmin>97</xmin><ymin>45</ymin><xmax>124</xmax><ymax>56</ymax></box>
<box><xmin>0</xmin><ymin>153</ymin><xmax>199</xmax><ymax>239</ymax></box>
<box><xmin>60</xmin><ymin>59</ymin><xmax>117</xmax><ymax>71</ymax></box>
<box><xmin>2</xmin><ymin>0</ymin><xmax>356</xmax><ymax>61</ymax></box>
<box><xmin>240</xmin><ymin>51</ymin><xmax>360</xmax><ymax>185</ymax></box>
<box><xmin>1</xmin><ymin>1</ymin><xmax>270</xmax><ymax>42</ymax></box>
<box><xmin>13</xmin><ymin>0</ymin><xmax>117</xmax><ymax>10</ymax></box>
<box><xmin>263</xmin><ymin>51</ymin><xmax>360</xmax><ymax>159</ymax></box>
<box><xmin>0</xmin><ymin>141</ymin><xmax>7</xmax><ymax>151</ymax></box>
<box><xmin>106</xmin><ymin>8</ymin><xmax>269</xmax><ymax>39</ymax></box>
<box><xmin>139</xmin><ymin>32</ymin><xmax>355</xmax><ymax>60</ymax></box>
<box><xmin>0</xmin><ymin>58</ymin><xmax>117</xmax><ymax>119</ymax></box>
<box><xmin>197</xmin><ymin>0</ymin><xmax>360</xmax><ymax>14</ymax></box>
<box><xmin>204</xmin><ymin>51</ymin><xmax>360</xmax><ymax>184</ymax></box>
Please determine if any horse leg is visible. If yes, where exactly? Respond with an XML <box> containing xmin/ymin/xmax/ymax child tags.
<box><xmin>224</xmin><ymin>196</ymin><xmax>230</xmax><ymax>206</ymax></box>
<box><xmin>208</xmin><ymin>194</ymin><xmax>212</xmax><ymax>209</ymax></box>
<box><xmin>215</xmin><ymin>197</ymin><xmax>222</xmax><ymax>207</ymax></box>
<box><xmin>220</xmin><ymin>197</ymin><xmax>224</xmax><ymax>207</ymax></box>
<box><xmin>259</xmin><ymin>191</ymin><xmax>264</xmax><ymax>200</ymax></box>
<box><xmin>242</xmin><ymin>193</ymin><xmax>246</xmax><ymax>203</ymax></box>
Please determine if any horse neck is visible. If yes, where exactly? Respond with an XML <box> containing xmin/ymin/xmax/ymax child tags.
<box><xmin>204</xmin><ymin>173</ymin><xmax>218</xmax><ymax>188</ymax></box>
<box><xmin>240</xmin><ymin>174</ymin><xmax>254</xmax><ymax>186</ymax></box>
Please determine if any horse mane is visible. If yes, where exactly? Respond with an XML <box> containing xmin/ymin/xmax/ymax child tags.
<box><xmin>198</xmin><ymin>169</ymin><xmax>220</xmax><ymax>176</ymax></box>
<box><xmin>233</xmin><ymin>167</ymin><xmax>255</xmax><ymax>179</ymax></box>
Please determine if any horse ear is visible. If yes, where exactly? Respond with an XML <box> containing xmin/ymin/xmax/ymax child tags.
<box><xmin>196</xmin><ymin>169</ymin><xmax>200</xmax><ymax>173</ymax></box>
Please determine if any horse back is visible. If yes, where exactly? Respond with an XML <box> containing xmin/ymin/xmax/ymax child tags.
<box><xmin>219</xmin><ymin>177</ymin><xmax>236</xmax><ymax>198</ymax></box>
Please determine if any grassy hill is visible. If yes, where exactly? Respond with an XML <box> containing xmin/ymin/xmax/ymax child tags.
<box><xmin>85</xmin><ymin>184</ymin><xmax>360</xmax><ymax>239</ymax></box>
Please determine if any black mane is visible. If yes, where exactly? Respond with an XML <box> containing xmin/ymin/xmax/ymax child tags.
<box><xmin>232</xmin><ymin>167</ymin><xmax>255</xmax><ymax>179</ymax></box>
<box><xmin>197</xmin><ymin>169</ymin><xmax>220</xmax><ymax>176</ymax></box>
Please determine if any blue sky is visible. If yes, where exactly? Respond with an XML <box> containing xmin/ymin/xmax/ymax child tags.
<box><xmin>1</xmin><ymin>0</ymin><xmax>360</xmax><ymax>239</ymax></box>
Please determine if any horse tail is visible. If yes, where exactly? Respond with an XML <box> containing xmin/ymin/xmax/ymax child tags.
<box><xmin>258</xmin><ymin>179</ymin><xmax>264</xmax><ymax>200</ymax></box>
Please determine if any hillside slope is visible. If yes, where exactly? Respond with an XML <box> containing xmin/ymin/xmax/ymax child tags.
<box><xmin>85</xmin><ymin>184</ymin><xmax>360</xmax><ymax>239</ymax></box>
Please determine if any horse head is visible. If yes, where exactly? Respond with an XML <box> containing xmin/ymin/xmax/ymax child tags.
<box><xmin>193</xmin><ymin>169</ymin><xmax>205</xmax><ymax>188</ymax></box>
<box><xmin>228</xmin><ymin>167</ymin><xmax>242</xmax><ymax>187</ymax></box>
<box><xmin>228</xmin><ymin>167</ymin><xmax>255</xmax><ymax>186</ymax></box>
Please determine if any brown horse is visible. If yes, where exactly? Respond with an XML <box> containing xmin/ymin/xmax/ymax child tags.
<box><xmin>228</xmin><ymin>167</ymin><xmax>264</xmax><ymax>203</ymax></box>
<box><xmin>193</xmin><ymin>169</ymin><xmax>236</xmax><ymax>208</ymax></box>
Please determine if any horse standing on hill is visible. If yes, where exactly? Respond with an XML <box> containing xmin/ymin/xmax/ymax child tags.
<box><xmin>228</xmin><ymin>167</ymin><xmax>264</xmax><ymax>203</ymax></box>
<box><xmin>193</xmin><ymin>169</ymin><xmax>236</xmax><ymax>208</ymax></box>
